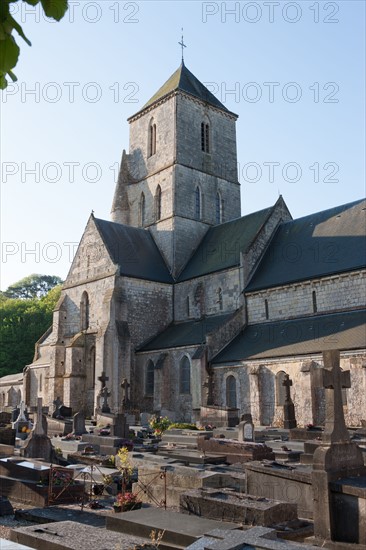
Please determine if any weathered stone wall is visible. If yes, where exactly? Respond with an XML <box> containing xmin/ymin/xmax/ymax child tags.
<box><xmin>176</xmin><ymin>93</ymin><xmax>238</xmax><ymax>183</ymax></box>
<box><xmin>212</xmin><ymin>351</ymin><xmax>366</xmax><ymax>427</ymax></box>
<box><xmin>128</xmin><ymin>97</ymin><xmax>176</xmax><ymax>181</ymax></box>
<box><xmin>174</xmin><ymin>268</ymin><xmax>242</xmax><ymax>321</ymax></box>
<box><xmin>246</xmin><ymin>270</ymin><xmax>366</xmax><ymax>324</ymax></box>
<box><xmin>174</xmin><ymin>164</ymin><xmax>241</xmax><ymax>227</ymax></box>
<box><xmin>125</xmin><ymin>166</ymin><xmax>175</xmax><ymax>229</ymax></box>
<box><xmin>135</xmin><ymin>347</ymin><xmax>200</xmax><ymax>421</ymax></box>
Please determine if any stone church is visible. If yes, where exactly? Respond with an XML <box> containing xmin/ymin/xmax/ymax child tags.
<box><xmin>3</xmin><ymin>62</ymin><xmax>366</xmax><ymax>427</ymax></box>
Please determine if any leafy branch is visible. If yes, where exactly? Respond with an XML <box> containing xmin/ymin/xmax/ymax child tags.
<box><xmin>0</xmin><ymin>0</ymin><xmax>68</xmax><ymax>89</ymax></box>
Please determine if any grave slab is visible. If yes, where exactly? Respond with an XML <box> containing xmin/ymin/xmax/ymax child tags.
<box><xmin>185</xmin><ymin>526</ymin><xmax>319</xmax><ymax>550</ymax></box>
<box><xmin>180</xmin><ymin>488</ymin><xmax>298</xmax><ymax>525</ymax></box>
<box><xmin>10</xmin><ymin>520</ymin><xmax>151</xmax><ymax>550</ymax></box>
<box><xmin>198</xmin><ymin>437</ymin><xmax>275</xmax><ymax>464</ymax></box>
<box><xmin>106</xmin><ymin>507</ymin><xmax>240</xmax><ymax>548</ymax></box>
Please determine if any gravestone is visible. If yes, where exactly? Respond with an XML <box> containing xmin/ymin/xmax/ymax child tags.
<box><xmin>21</xmin><ymin>398</ymin><xmax>53</xmax><ymax>462</ymax></box>
<box><xmin>238</xmin><ymin>413</ymin><xmax>254</xmax><ymax>442</ymax></box>
<box><xmin>12</xmin><ymin>401</ymin><xmax>32</xmax><ymax>438</ymax></box>
<box><xmin>312</xmin><ymin>350</ymin><xmax>366</xmax><ymax>544</ymax></box>
<box><xmin>111</xmin><ymin>413</ymin><xmax>128</xmax><ymax>438</ymax></box>
<box><xmin>140</xmin><ymin>412</ymin><xmax>152</xmax><ymax>426</ymax></box>
<box><xmin>73</xmin><ymin>410</ymin><xmax>87</xmax><ymax>436</ymax></box>
<box><xmin>52</xmin><ymin>396</ymin><xmax>63</xmax><ymax>418</ymax></box>
<box><xmin>282</xmin><ymin>374</ymin><xmax>297</xmax><ymax>429</ymax></box>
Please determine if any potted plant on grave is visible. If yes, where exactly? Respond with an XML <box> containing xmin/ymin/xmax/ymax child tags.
<box><xmin>113</xmin><ymin>491</ymin><xmax>142</xmax><ymax>512</ymax></box>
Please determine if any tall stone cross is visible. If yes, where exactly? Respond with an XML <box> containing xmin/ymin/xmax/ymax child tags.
<box><xmin>282</xmin><ymin>374</ymin><xmax>293</xmax><ymax>403</ymax></box>
<box><xmin>318</xmin><ymin>350</ymin><xmax>351</xmax><ymax>444</ymax></box>
<box><xmin>34</xmin><ymin>397</ymin><xmax>45</xmax><ymax>436</ymax></box>
<box><xmin>98</xmin><ymin>371</ymin><xmax>109</xmax><ymax>391</ymax></box>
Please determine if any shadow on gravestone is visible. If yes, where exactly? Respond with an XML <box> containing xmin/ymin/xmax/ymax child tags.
<box><xmin>312</xmin><ymin>350</ymin><xmax>366</xmax><ymax>545</ymax></box>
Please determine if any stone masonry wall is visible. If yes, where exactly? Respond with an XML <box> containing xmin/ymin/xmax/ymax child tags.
<box><xmin>212</xmin><ymin>351</ymin><xmax>366</xmax><ymax>427</ymax></box>
<box><xmin>176</xmin><ymin>93</ymin><xmax>238</xmax><ymax>183</ymax></box>
<box><xmin>246</xmin><ymin>270</ymin><xmax>366</xmax><ymax>324</ymax></box>
<box><xmin>174</xmin><ymin>267</ymin><xmax>241</xmax><ymax>321</ymax></box>
<box><xmin>128</xmin><ymin>97</ymin><xmax>176</xmax><ymax>182</ymax></box>
<box><xmin>174</xmin><ymin>162</ymin><xmax>241</xmax><ymax>227</ymax></box>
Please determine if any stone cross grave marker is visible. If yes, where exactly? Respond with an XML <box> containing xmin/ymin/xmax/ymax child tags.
<box><xmin>312</xmin><ymin>350</ymin><xmax>366</xmax><ymax>544</ymax></box>
<box><xmin>282</xmin><ymin>374</ymin><xmax>297</xmax><ymax>429</ymax></box>
<box><xmin>98</xmin><ymin>371</ymin><xmax>109</xmax><ymax>390</ymax></box>
<box><xmin>314</xmin><ymin>349</ymin><xmax>350</xmax><ymax>444</ymax></box>
<box><xmin>30</xmin><ymin>401</ymin><xmax>48</xmax><ymax>434</ymax></box>
<box><xmin>34</xmin><ymin>397</ymin><xmax>45</xmax><ymax>436</ymax></box>
<box><xmin>100</xmin><ymin>386</ymin><xmax>111</xmax><ymax>414</ymax></box>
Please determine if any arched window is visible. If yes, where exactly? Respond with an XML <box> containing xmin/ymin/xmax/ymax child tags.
<box><xmin>215</xmin><ymin>192</ymin><xmax>222</xmax><ymax>224</ymax></box>
<box><xmin>218</xmin><ymin>288</ymin><xmax>223</xmax><ymax>311</ymax></box>
<box><xmin>312</xmin><ymin>290</ymin><xmax>317</xmax><ymax>313</ymax></box>
<box><xmin>201</xmin><ymin>122</ymin><xmax>210</xmax><ymax>153</ymax></box>
<box><xmin>148</xmin><ymin>119</ymin><xmax>156</xmax><ymax>157</ymax></box>
<box><xmin>140</xmin><ymin>192</ymin><xmax>146</xmax><ymax>227</ymax></box>
<box><xmin>226</xmin><ymin>375</ymin><xmax>237</xmax><ymax>408</ymax></box>
<box><xmin>179</xmin><ymin>356</ymin><xmax>191</xmax><ymax>394</ymax></box>
<box><xmin>195</xmin><ymin>186</ymin><xmax>201</xmax><ymax>220</ymax></box>
<box><xmin>80</xmin><ymin>291</ymin><xmax>89</xmax><ymax>331</ymax></box>
<box><xmin>155</xmin><ymin>185</ymin><xmax>162</xmax><ymax>221</ymax></box>
<box><xmin>275</xmin><ymin>371</ymin><xmax>287</xmax><ymax>406</ymax></box>
<box><xmin>145</xmin><ymin>360</ymin><xmax>154</xmax><ymax>396</ymax></box>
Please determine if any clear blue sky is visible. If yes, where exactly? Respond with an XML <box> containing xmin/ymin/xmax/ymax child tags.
<box><xmin>1</xmin><ymin>0</ymin><xmax>365</xmax><ymax>290</ymax></box>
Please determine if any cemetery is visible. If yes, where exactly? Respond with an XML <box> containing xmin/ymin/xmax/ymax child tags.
<box><xmin>0</xmin><ymin>350</ymin><xmax>364</xmax><ymax>549</ymax></box>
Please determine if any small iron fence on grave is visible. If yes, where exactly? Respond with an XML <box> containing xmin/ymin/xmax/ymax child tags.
<box><xmin>132</xmin><ymin>467</ymin><xmax>167</xmax><ymax>510</ymax></box>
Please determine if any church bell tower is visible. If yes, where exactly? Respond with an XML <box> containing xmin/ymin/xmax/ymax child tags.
<box><xmin>111</xmin><ymin>62</ymin><xmax>241</xmax><ymax>277</ymax></box>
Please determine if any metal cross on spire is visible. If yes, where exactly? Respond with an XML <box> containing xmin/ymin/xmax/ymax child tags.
<box><xmin>178</xmin><ymin>28</ymin><xmax>186</xmax><ymax>62</ymax></box>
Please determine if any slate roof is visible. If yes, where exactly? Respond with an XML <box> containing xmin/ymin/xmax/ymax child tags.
<box><xmin>137</xmin><ymin>62</ymin><xmax>234</xmax><ymax>116</ymax></box>
<box><xmin>246</xmin><ymin>199</ymin><xmax>366</xmax><ymax>292</ymax></box>
<box><xmin>212</xmin><ymin>309</ymin><xmax>366</xmax><ymax>364</ymax></box>
<box><xmin>178</xmin><ymin>206</ymin><xmax>274</xmax><ymax>281</ymax></box>
<box><xmin>138</xmin><ymin>313</ymin><xmax>231</xmax><ymax>352</ymax></box>
<box><xmin>94</xmin><ymin>218</ymin><xmax>173</xmax><ymax>284</ymax></box>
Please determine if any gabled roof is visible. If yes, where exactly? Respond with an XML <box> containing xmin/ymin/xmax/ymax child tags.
<box><xmin>137</xmin><ymin>62</ymin><xmax>233</xmax><ymax>116</ymax></box>
<box><xmin>138</xmin><ymin>313</ymin><xmax>231</xmax><ymax>352</ymax></box>
<box><xmin>178</xmin><ymin>206</ymin><xmax>274</xmax><ymax>281</ymax></box>
<box><xmin>246</xmin><ymin>199</ymin><xmax>366</xmax><ymax>292</ymax></box>
<box><xmin>212</xmin><ymin>309</ymin><xmax>366</xmax><ymax>364</ymax></box>
<box><xmin>94</xmin><ymin>218</ymin><xmax>173</xmax><ymax>284</ymax></box>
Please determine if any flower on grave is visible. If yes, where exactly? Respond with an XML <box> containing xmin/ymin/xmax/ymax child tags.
<box><xmin>51</xmin><ymin>469</ymin><xmax>75</xmax><ymax>486</ymax></box>
<box><xmin>148</xmin><ymin>415</ymin><xmax>172</xmax><ymax>436</ymax></box>
<box><xmin>115</xmin><ymin>491</ymin><xmax>140</xmax><ymax>506</ymax></box>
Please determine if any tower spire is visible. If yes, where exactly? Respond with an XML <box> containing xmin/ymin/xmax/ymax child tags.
<box><xmin>178</xmin><ymin>28</ymin><xmax>186</xmax><ymax>63</ymax></box>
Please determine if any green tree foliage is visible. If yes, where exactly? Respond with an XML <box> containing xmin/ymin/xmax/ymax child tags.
<box><xmin>3</xmin><ymin>273</ymin><xmax>63</xmax><ymax>299</ymax></box>
<box><xmin>0</xmin><ymin>281</ymin><xmax>62</xmax><ymax>377</ymax></box>
<box><xmin>0</xmin><ymin>0</ymin><xmax>68</xmax><ymax>89</ymax></box>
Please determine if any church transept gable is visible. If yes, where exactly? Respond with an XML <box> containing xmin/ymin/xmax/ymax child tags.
<box><xmin>64</xmin><ymin>215</ymin><xmax>117</xmax><ymax>287</ymax></box>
